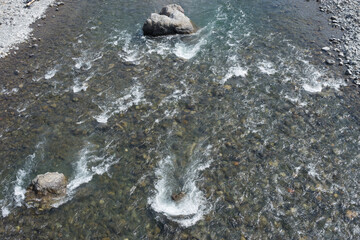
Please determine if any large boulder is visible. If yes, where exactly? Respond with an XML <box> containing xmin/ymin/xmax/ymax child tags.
<box><xmin>25</xmin><ymin>172</ymin><xmax>67</xmax><ymax>208</ymax></box>
<box><xmin>143</xmin><ymin>4</ymin><xmax>197</xmax><ymax>36</ymax></box>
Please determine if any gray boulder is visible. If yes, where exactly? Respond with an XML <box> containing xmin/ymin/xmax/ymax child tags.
<box><xmin>143</xmin><ymin>4</ymin><xmax>197</xmax><ymax>36</ymax></box>
<box><xmin>25</xmin><ymin>172</ymin><xmax>67</xmax><ymax>208</ymax></box>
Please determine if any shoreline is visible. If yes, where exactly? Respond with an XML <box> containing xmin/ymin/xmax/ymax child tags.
<box><xmin>0</xmin><ymin>0</ymin><xmax>57</xmax><ymax>58</ymax></box>
<box><xmin>315</xmin><ymin>0</ymin><xmax>360</xmax><ymax>83</ymax></box>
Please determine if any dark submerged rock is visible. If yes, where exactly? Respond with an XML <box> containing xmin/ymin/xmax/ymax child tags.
<box><xmin>171</xmin><ymin>191</ymin><xmax>186</xmax><ymax>201</ymax></box>
<box><xmin>143</xmin><ymin>4</ymin><xmax>197</xmax><ymax>36</ymax></box>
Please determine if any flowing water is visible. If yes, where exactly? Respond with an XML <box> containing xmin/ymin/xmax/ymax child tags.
<box><xmin>0</xmin><ymin>0</ymin><xmax>359</xmax><ymax>239</ymax></box>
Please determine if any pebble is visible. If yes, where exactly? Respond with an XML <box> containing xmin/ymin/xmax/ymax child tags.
<box><xmin>346</xmin><ymin>210</ymin><xmax>358</xmax><ymax>220</ymax></box>
<box><xmin>325</xmin><ymin>59</ymin><xmax>335</xmax><ymax>65</ymax></box>
<box><xmin>318</xmin><ymin>0</ymin><xmax>360</xmax><ymax>82</ymax></box>
<box><xmin>345</xmin><ymin>69</ymin><xmax>352</xmax><ymax>75</ymax></box>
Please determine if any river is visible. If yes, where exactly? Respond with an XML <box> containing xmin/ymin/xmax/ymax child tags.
<box><xmin>0</xmin><ymin>0</ymin><xmax>359</xmax><ymax>239</ymax></box>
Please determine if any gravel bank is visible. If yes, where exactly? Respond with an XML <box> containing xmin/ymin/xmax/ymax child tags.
<box><xmin>0</xmin><ymin>0</ymin><xmax>57</xmax><ymax>58</ymax></box>
<box><xmin>316</xmin><ymin>0</ymin><xmax>360</xmax><ymax>82</ymax></box>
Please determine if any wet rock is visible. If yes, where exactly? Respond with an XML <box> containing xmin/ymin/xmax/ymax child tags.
<box><xmin>143</xmin><ymin>4</ymin><xmax>197</xmax><ymax>36</ymax></box>
<box><xmin>171</xmin><ymin>191</ymin><xmax>186</xmax><ymax>201</ymax></box>
<box><xmin>25</xmin><ymin>172</ymin><xmax>67</xmax><ymax>208</ymax></box>
<box><xmin>346</xmin><ymin>210</ymin><xmax>358</xmax><ymax>220</ymax></box>
<box><xmin>325</xmin><ymin>59</ymin><xmax>335</xmax><ymax>65</ymax></box>
<box><xmin>96</xmin><ymin>122</ymin><xmax>110</xmax><ymax>131</ymax></box>
<box><xmin>345</xmin><ymin>69</ymin><xmax>352</xmax><ymax>75</ymax></box>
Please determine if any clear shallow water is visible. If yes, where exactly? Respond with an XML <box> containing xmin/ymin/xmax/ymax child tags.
<box><xmin>0</xmin><ymin>0</ymin><xmax>359</xmax><ymax>239</ymax></box>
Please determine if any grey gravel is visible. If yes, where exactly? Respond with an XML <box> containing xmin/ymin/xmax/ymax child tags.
<box><xmin>0</xmin><ymin>0</ymin><xmax>56</xmax><ymax>58</ymax></box>
<box><xmin>316</xmin><ymin>0</ymin><xmax>360</xmax><ymax>80</ymax></box>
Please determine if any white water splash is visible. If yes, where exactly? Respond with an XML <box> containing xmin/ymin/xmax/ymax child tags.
<box><xmin>1</xmin><ymin>88</ymin><xmax>19</xmax><ymax>96</ymax></box>
<box><xmin>173</xmin><ymin>37</ymin><xmax>207</xmax><ymax>60</ymax></box>
<box><xmin>302</xmin><ymin>83</ymin><xmax>323</xmax><ymax>93</ymax></box>
<box><xmin>117</xmin><ymin>32</ymin><xmax>142</xmax><ymax>64</ymax></box>
<box><xmin>0</xmin><ymin>140</ymin><xmax>45</xmax><ymax>217</ymax></box>
<box><xmin>73</xmin><ymin>50</ymin><xmax>103</xmax><ymax>71</ymax></box>
<box><xmin>53</xmin><ymin>141</ymin><xmax>118</xmax><ymax>207</ymax></box>
<box><xmin>299</xmin><ymin>59</ymin><xmax>343</xmax><ymax>93</ymax></box>
<box><xmin>258</xmin><ymin>60</ymin><xmax>277</xmax><ymax>75</ymax></box>
<box><xmin>94</xmin><ymin>82</ymin><xmax>148</xmax><ymax>123</ymax></box>
<box><xmin>221</xmin><ymin>65</ymin><xmax>248</xmax><ymax>84</ymax></box>
<box><xmin>72</xmin><ymin>72</ymin><xmax>94</xmax><ymax>93</ymax></box>
<box><xmin>44</xmin><ymin>65</ymin><xmax>61</xmax><ymax>80</ymax></box>
<box><xmin>149</xmin><ymin>145</ymin><xmax>213</xmax><ymax>227</ymax></box>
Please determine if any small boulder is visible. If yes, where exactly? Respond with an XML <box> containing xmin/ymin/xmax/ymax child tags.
<box><xmin>345</xmin><ymin>69</ymin><xmax>352</xmax><ymax>75</ymax></box>
<box><xmin>325</xmin><ymin>59</ymin><xmax>335</xmax><ymax>65</ymax></box>
<box><xmin>143</xmin><ymin>4</ymin><xmax>197</xmax><ymax>36</ymax></box>
<box><xmin>171</xmin><ymin>191</ymin><xmax>186</xmax><ymax>202</ymax></box>
<box><xmin>25</xmin><ymin>172</ymin><xmax>67</xmax><ymax>208</ymax></box>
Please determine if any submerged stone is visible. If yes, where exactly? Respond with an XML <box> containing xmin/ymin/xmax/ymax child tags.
<box><xmin>171</xmin><ymin>191</ymin><xmax>186</xmax><ymax>201</ymax></box>
<box><xmin>143</xmin><ymin>4</ymin><xmax>197</xmax><ymax>36</ymax></box>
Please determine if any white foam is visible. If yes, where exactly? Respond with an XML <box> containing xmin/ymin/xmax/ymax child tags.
<box><xmin>44</xmin><ymin>65</ymin><xmax>60</xmax><ymax>80</ymax></box>
<box><xmin>72</xmin><ymin>73</ymin><xmax>93</xmax><ymax>93</ymax></box>
<box><xmin>258</xmin><ymin>60</ymin><xmax>277</xmax><ymax>75</ymax></box>
<box><xmin>94</xmin><ymin>111</ymin><xmax>110</xmax><ymax>124</ymax></box>
<box><xmin>13</xmin><ymin>169</ymin><xmax>28</xmax><ymax>206</ymax></box>
<box><xmin>173</xmin><ymin>38</ymin><xmax>207</xmax><ymax>60</ymax></box>
<box><xmin>302</xmin><ymin>83</ymin><xmax>323</xmax><ymax>93</ymax></box>
<box><xmin>307</xmin><ymin>163</ymin><xmax>320</xmax><ymax>179</ymax></box>
<box><xmin>73</xmin><ymin>50</ymin><xmax>103</xmax><ymax>71</ymax></box>
<box><xmin>73</xmin><ymin>82</ymin><xmax>88</xmax><ymax>93</ymax></box>
<box><xmin>1</xmin><ymin>205</ymin><xmax>10</xmax><ymax>218</ymax></box>
<box><xmin>160</xmin><ymin>88</ymin><xmax>190</xmax><ymax>106</ymax></box>
<box><xmin>0</xmin><ymin>140</ymin><xmax>44</xmax><ymax>218</ymax></box>
<box><xmin>300</xmin><ymin>65</ymin><xmax>344</xmax><ymax>93</ymax></box>
<box><xmin>66</xmin><ymin>146</ymin><xmax>94</xmax><ymax>191</ymax></box>
<box><xmin>94</xmin><ymin>83</ymin><xmax>148</xmax><ymax>123</ymax></box>
<box><xmin>1</xmin><ymin>88</ymin><xmax>19</xmax><ymax>96</ymax></box>
<box><xmin>284</xmin><ymin>95</ymin><xmax>307</xmax><ymax>106</ymax></box>
<box><xmin>53</xmin><ymin>141</ymin><xmax>118</xmax><ymax>207</ymax></box>
<box><xmin>68</xmin><ymin>142</ymin><xmax>117</xmax><ymax>191</ymax></box>
<box><xmin>221</xmin><ymin>65</ymin><xmax>248</xmax><ymax>84</ymax></box>
<box><xmin>283</xmin><ymin>47</ymin><xmax>346</xmax><ymax>93</ymax></box>
<box><xmin>116</xmin><ymin>32</ymin><xmax>142</xmax><ymax>64</ymax></box>
<box><xmin>146</xmin><ymin>39</ymin><xmax>172</xmax><ymax>56</ymax></box>
<box><xmin>149</xmin><ymin>145</ymin><xmax>213</xmax><ymax>227</ymax></box>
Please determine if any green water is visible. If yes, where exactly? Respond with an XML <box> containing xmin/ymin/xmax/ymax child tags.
<box><xmin>0</xmin><ymin>0</ymin><xmax>359</xmax><ymax>239</ymax></box>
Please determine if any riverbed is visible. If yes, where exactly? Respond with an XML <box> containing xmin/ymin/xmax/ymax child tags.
<box><xmin>0</xmin><ymin>0</ymin><xmax>359</xmax><ymax>239</ymax></box>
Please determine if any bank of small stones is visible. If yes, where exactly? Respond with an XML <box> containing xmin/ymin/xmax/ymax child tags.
<box><xmin>315</xmin><ymin>0</ymin><xmax>360</xmax><ymax>85</ymax></box>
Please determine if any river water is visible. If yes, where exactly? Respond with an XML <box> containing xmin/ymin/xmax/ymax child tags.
<box><xmin>0</xmin><ymin>0</ymin><xmax>359</xmax><ymax>239</ymax></box>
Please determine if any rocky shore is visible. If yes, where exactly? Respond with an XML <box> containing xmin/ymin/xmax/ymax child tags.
<box><xmin>315</xmin><ymin>0</ymin><xmax>360</xmax><ymax>83</ymax></box>
<box><xmin>0</xmin><ymin>0</ymin><xmax>62</xmax><ymax>58</ymax></box>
